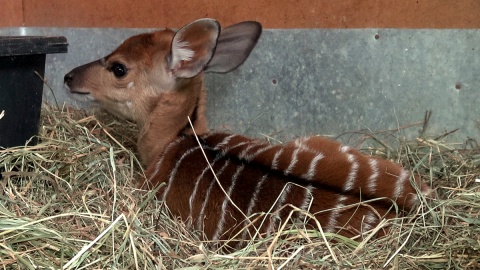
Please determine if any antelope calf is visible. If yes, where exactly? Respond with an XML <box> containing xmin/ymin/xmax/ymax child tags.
<box><xmin>64</xmin><ymin>19</ymin><xmax>431</xmax><ymax>245</ymax></box>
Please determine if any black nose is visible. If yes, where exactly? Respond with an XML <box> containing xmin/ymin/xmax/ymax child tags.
<box><xmin>64</xmin><ymin>72</ymin><xmax>73</xmax><ymax>85</ymax></box>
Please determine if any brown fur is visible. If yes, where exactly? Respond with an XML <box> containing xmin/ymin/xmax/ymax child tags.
<box><xmin>65</xmin><ymin>19</ymin><xmax>431</xmax><ymax>246</ymax></box>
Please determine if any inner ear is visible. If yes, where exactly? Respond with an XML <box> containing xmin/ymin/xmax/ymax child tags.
<box><xmin>169</xmin><ymin>18</ymin><xmax>221</xmax><ymax>78</ymax></box>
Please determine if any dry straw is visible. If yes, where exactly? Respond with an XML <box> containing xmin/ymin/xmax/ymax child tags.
<box><xmin>0</xmin><ymin>106</ymin><xmax>479</xmax><ymax>269</ymax></box>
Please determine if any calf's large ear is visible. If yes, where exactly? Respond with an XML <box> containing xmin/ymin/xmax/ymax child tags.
<box><xmin>169</xmin><ymin>18</ymin><xmax>221</xmax><ymax>78</ymax></box>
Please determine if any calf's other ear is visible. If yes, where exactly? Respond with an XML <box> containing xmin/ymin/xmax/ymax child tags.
<box><xmin>206</xmin><ymin>21</ymin><xmax>262</xmax><ymax>73</ymax></box>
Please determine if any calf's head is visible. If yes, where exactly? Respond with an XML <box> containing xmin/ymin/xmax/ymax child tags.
<box><xmin>65</xmin><ymin>19</ymin><xmax>261</xmax><ymax>164</ymax></box>
<box><xmin>64</xmin><ymin>19</ymin><xmax>262</xmax><ymax>127</ymax></box>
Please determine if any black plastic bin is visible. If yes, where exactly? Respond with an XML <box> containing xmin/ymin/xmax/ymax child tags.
<box><xmin>0</xmin><ymin>36</ymin><xmax>68</xmax><ymax>148</ymax></box>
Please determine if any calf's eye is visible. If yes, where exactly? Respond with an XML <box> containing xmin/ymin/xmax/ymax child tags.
<box><xmin>111</xmin><ymin>63</ymin><xmax>127</xmax><ymax>78</ymax></box>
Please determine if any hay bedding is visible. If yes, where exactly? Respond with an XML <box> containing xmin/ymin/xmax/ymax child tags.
<box><xmin>0</xmin><ymin>105</ymin><xmax>479</xmax><ymax>269</ymax></box>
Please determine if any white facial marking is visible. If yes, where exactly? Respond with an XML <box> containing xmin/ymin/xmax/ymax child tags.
<box><xmin>127</xmin><ymin>81</ymin><xmax>135</xmax><ymax>89</ymax></box>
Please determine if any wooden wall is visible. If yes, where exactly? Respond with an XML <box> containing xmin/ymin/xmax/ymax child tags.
<box><xmin>2</xmin><ymin>0</ymin><xmax>480</xmax><ymax>29</ymax></box>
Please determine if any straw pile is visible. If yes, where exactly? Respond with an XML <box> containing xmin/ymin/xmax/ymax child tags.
<box><xmin>1</xmin><ymin>105</ymin><xmax>478</xmax><ymax>269</ymax></box>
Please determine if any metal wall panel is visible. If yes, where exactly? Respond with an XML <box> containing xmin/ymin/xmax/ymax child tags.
<box><xmin>1</xmin><ymin>27</ymin><xmax>478</xmax><ymax>143</ymax></box>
